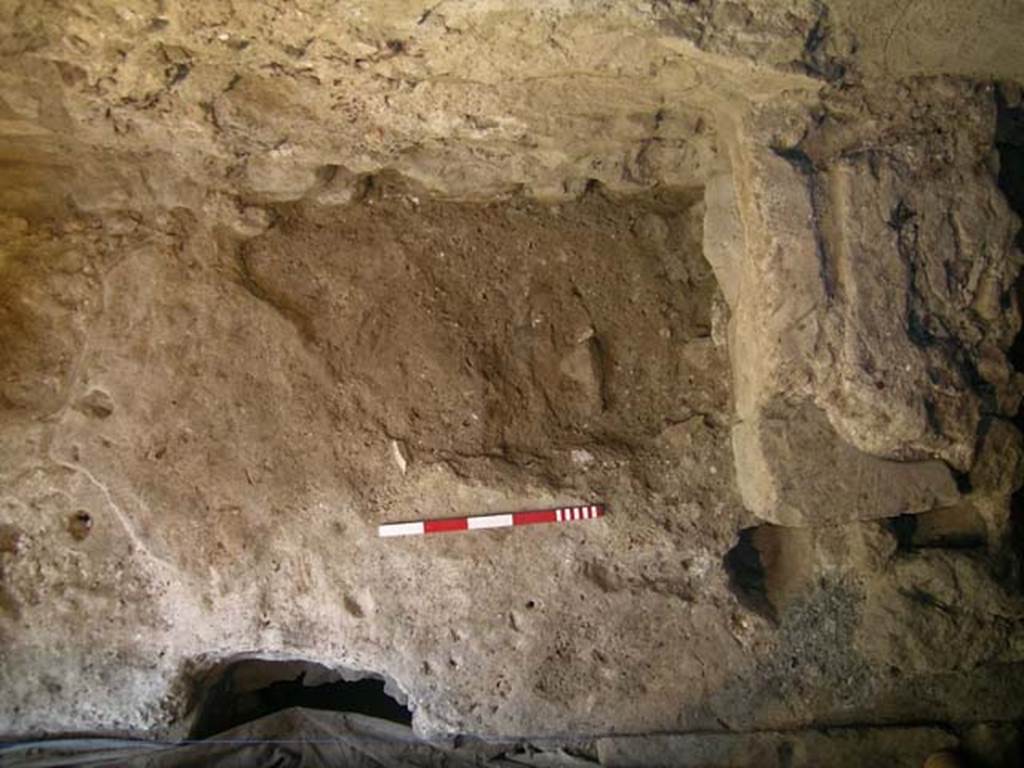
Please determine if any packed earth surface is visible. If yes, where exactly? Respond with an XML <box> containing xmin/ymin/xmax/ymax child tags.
<box><xmin>1</xmin><ymin>1</ymin><xmax>1024</xmax><ymax>766</ymax></box>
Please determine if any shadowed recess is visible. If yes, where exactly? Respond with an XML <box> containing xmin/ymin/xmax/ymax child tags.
<box><xmin>189</xmin><ymin>658</ymin><xmax>412</xmax><ymax>739</ymax></box>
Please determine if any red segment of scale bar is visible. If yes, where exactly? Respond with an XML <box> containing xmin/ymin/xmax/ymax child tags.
<box><xmin>423</xmin><ymin>517</ymin><xmax>468</xmax><ymax>534</ymax></box>
<box><xmin>512</xmin><ymin>509</ymin><xmax>558</xmax><ymax>526</ymax></box>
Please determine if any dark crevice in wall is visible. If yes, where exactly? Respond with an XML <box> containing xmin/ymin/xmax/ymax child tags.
<box><xmin>995</xmin><ymin>84</ymin><xmax>1024</xmax><ymax>592</ymax></box>
<box><xmin>886</xmin><ymin>506</ymin><xmax>988</xmax><ymax>556</ymax></box>
<box><xmin>725</xmin><ymin>524</ymin><xmax>816</xmax><ymax>625</ymax></box>
<box><xmin>887</xmin><ymin>514</ymin><xmax>919</xmax><ymax>553</ymax></box>
<box><xmin>189</xmin><ymin>658</ymin><xmax>412</xmax><ymax>740</ymax></box>
<box><xmin>724</xmin><ymin>527</ymin><xmax>774</xmax><ymax>621</ymax></box>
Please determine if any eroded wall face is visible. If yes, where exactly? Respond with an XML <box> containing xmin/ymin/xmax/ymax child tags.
<box><xmin>1</xmin><ymin>0</ymin><xmax>1024</xmax><ymax>749</ymax></box>
<box><xmin>0</xmin><ymin>184</ymin><xmax>747</xmax><ymax>736</ymax></box>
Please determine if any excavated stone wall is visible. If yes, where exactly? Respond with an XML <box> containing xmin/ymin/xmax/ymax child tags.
<box><xmin>1</xmin><ymin>0</ymin><xmax>1023</xmax><ymax>758</ymax></box>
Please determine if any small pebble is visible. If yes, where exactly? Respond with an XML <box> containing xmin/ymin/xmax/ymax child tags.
<box><xmin>571</xmin><ymin>449</ymin><xmax>595</xmax><ymax>466</ymax></box>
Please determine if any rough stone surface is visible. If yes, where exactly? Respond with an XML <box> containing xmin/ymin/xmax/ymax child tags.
<box><xmin>597</xmin><ymin>726</ymin><xmax>959</xmax><ymax>768</ymax></box>
<box><xmin>735</xmin><ymin>400</ymin><xmax>960</xmax><ymax>527</ymax></box>
<box><xmin>1</xmin><ymin>1</ymin><xmax>1024</xmax><ymax>763</ymax></box>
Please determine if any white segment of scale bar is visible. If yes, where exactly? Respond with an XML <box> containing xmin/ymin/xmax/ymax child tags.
<box><xmin>378</xmin><ymin>521</ymin><xmax>426</xmax><ymax>537</ymax></box>
<box><xmin>467</xmin><ymin>513</ymin><xmax>514</xmax><ymax>530</ymax></box>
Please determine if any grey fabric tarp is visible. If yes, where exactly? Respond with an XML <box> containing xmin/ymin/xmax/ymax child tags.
<box><xmin>0</xmin><ymin>709</ymin><xmax>596</xmax><ymax>768</ymax></box>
